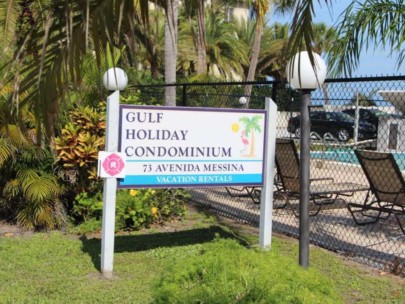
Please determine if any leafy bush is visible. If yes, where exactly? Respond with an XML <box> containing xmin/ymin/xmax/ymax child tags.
<box><xmin>153</xmin><ymin>239</ymin><xmax>342</xmax><ymax>304</ymax></box>
<box><xmin>72</xmin><ymin>191</ymin><xmax>103</xmax><ymax>223</ymax></box>
<box><xmin>0</xmin><ymin>114</ymin><xmax>66</xmax><ymax>230</ymax></box>
<box><xmin>54</xmin><ymin>104</ymin><xmax>106</xmax><ymax>196</ymax></box>
<box><xmin>115</xmin><ymin>189</ymin><xmax>189</xmax><ymax>230</ymax></box>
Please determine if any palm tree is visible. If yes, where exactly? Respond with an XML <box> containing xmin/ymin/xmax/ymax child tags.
<box><xmin>311</xmin><ymin>22</ymin><xmax>336</xmax><ymax>104</ymax></box>
<box><xmin>178</xmin><ymin>8</ymin><xmax>247</xmax><ymax>79</ymax></box>
<box><xmin>243</xmin><ymin>0</ymin><xmax>295</xmax><ymax>107</ymax></box>
<box><xmin>243</xmin><ymin>0</ymin><xmax>270</xmax><ymax>107</ymax></box>
<box><xmin>132</xmin><ymin>5</ymin><xmax>165</xmax><ymax>79</ymax></box>
<box><xmin>238</xmin><ymin>115</ymin><xmax>263</xmax><ymax>157</ymax></box>
<box><xmin>289</xmin><ymin>0</ymin><xmax>404</xmax><ymax>76</ymax></box>
<box><xmin>255</xmin><ymin>22</ymin><xmax>290</xmax><ymax>80</ymax></box>
<box><xmin>204</xmin><ymin>9</ymin><xmax>247</xmax><ymax>78</ymax></box>
<box><xmin>164</xmin><ymin>0</ymin><xmax>179</xmax><ymax>106</ymax></box>
<box><xmin>328</xmin><ymin>0</ymin><xmax>405</xmax><ymax>76</ymax></box>
<box><xmin>0</xmin><ymin>106</ymin><xmax>66</xmax><ymax>230</ymax></box>
<box><xmin>184</xmin><ymin>0</ymin><xmax>207</xmax><ymax>75</ymax></box>
<box><xmin>0</xmin><ymin>1</ymin><xmax>144</xmax><ymax>143</ymax></box>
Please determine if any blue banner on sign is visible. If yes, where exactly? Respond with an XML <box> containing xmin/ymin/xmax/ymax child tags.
<box><xmin>119</xmin><ymin>174</ymin><xmax>263</xmax><ymax>188</ymax></box>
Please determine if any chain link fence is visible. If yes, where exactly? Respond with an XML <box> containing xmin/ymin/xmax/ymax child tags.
<box><xmin>132</xmin><ymin>76</ymin><xmax>405</xmax><ymax>275</ymax></box>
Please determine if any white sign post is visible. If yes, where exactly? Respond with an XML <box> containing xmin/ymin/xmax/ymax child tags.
<box><xmin>100</xmin><ymin>68</ymin><xmax>128</xmax><ymax>278</ymax></box>
<box><xmin>259</xmin><ymin>98</ymin><xmax>277</xmax><ymax>249</ymax></box>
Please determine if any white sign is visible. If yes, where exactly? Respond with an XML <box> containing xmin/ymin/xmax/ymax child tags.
<box><xmin>118</xmin><ymin>105</ymin><xmax>267</xmax><ymax>188</ymax></box>
<box><xmin>98</xmin><ymin>151</ymin><xmax>127</xmax><ymax>178</ymax></box>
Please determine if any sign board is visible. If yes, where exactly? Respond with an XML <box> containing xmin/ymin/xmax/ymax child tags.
<box><xmin>118</xmin><ymin>105</ymin><xmax>267</xmax><ymax>188</ymax></box>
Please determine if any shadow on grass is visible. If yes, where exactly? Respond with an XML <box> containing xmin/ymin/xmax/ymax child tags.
<box><xmin>80</xmin><ymin>225</ymin><xmax>240</xmax><ymax>271</ymax></box>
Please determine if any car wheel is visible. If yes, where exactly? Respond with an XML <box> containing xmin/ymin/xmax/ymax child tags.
<box><xmin>337</xmin><ymin>129</ymin><xmax>350</xmax><ymax>142</ymax></box>
<box><xmin>323</xmin><ymin>132</ymin><xmax>335</xmax><ymax>141</ymax></box>
<box><xmin>294</xmin><ymin>127</ymin><xmax>301</xmax><ymax>138</ymax></box>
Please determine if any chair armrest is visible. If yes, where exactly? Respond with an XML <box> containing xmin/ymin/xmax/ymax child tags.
<box><xmin>310</xmin><ymin>177</ymin><xmax>334</xmax><ymax>183</ymax></box>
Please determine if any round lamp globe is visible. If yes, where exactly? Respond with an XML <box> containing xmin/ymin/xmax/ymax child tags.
<box><xmin>103</xmin><ymin>68</ymin><xmax>128</xmax><ymax>91</ymax></box>
<box><xmin>286</xmin><ymin>51</ymin><xmax>327</xmax><ymax>90</ymax></box>
<box><xmin>239</xmin><ymin>96</ymin><xmax>247</xmax><ymax>105</ymax></box>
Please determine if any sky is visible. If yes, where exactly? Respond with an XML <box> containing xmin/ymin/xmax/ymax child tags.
<box><xmin>270</xmin><ymin>0</ymin><xmax>404</xmax><ymax>77</ymax></box>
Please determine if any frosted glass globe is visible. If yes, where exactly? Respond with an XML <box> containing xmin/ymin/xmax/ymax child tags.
<box><xmin>103</xmin><ymin>68</ymin><xmax>128</xmax><ymax>91</ymax></box>
<box><xmin>286</xmin><ymin>51</ymin><xmax>327</xmax><ymax>90</ymax></box>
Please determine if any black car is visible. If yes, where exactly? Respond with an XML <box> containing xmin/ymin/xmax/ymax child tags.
<box><xmin>342</xmin><ymin>108</ymin><xmax>399</xmax><ymax>131</ymax></box>
<box><xmin>287</xmin><ymin>111</ymin><xmax>377</xmax><ymax>142</ymax></box>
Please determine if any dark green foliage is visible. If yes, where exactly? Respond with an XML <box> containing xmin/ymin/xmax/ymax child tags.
<box><xmin>153</xmin><ymin>238</ymin><xmax>342</xmax><ymax>304</ymax></box>
<box><xmin>72</xmin><ymin>191</ymin><xmax>103</xmax><ymax>223</ymax></box>
<box><xmin>273</xmin><ymin>85</ymin><xmax>302</xmax><ymax>112</ymax></box>
<box><xmin>115</xmin><ymin>190</ymin><xmax>154</xmax><ymax>230</ymax></box>
<box><xmin>0</xmin><ymin>127</ymin><xmax>66</xmax><ymax>230</ymax></box>
<box><xmin>115</xmin><ymin>189</ymin><xmax>189</xmax><ymax>231</ymax></box>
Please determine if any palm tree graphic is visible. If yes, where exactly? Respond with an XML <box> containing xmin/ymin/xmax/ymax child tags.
<box><xmin>239</xmin><ymin>115</ymin><xmax>263</xmax><ymax>157</ymax></box>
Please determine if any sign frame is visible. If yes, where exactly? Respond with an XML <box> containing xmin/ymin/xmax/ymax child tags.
<box><xmin>117</xmin><ymin>105</ymin><xmax>268</xmax><ymax>188</ymax></box>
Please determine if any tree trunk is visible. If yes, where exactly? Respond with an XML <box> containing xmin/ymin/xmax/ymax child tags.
<box><xmin>244</xmin><ymin>22</ymin><xmax>263</xmax><ymax>108</ymax></box>
<box><xmin>164</xmin><ymin>0</ymin><xmax>179</xmax><ymax>106</ymax></box>
<box><xmin>196</xmin><ymin>0</ymin><xmax>207</xmax><ymax>75</ymax></box>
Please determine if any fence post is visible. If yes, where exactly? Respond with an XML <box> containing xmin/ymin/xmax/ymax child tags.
<box><xmin>182</xmin><ymin>84</ymin><xmax>187</xmax><ymax>106</ymax></box>
<box><xmin>271</xmin><ymin>81</ymin><xmax>278</xmax><ymax>104</ymax></box>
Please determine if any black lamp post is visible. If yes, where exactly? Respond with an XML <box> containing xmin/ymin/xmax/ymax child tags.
<box><xmin>286</xmin><ymin>51</ymin><xmax>327</xmax><ymax>268</ymax></box>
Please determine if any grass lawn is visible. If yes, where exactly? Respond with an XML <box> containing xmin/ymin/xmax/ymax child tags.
<box><xmin>0</xmin><ymin>206</ymin><xmax>403</xmax><ymax>303</ymax></box>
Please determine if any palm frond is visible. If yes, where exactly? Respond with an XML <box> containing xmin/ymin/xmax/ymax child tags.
<box><xmin>0</xmin><ymin>136</ymin><xmax>15</xmax><ymax>166</ymax></box>
<box><xmin>3</xmin><ymin>178</ymin><xmax>21</xmax><ymax>200</ymax></box>
<box><xmin>0</xmin><ymin>0</ymin><xmax>20</xmax><ymax>50</ymax></box>
<box><xmin>21</xmin><ymin>174</ymin><xmax>54</xmax><ymax>203</ymax></box>
<box><xmin>328</xmin><ymin>0</ymin><xmax>405</xmax><ymax>76</ymax></box>
<box><xmin>1</xmin><ymin>0</ymin><xmax>140</xmax><ymax>141</ymax></box>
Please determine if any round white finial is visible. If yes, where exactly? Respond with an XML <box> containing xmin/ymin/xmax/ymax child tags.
<box><xmin>239</xmin><ymin>96</ymin><xmax>247</xmax><ymax>105</ymax></box>
<box><xmin>286</xmin><ymin>51</ymin><xmax>327</xmax><ymax>90</ymax></box>
<box><xmin>103</xmin><ymin>67</ymin><xmax>128</xmax><ymax>91</ymax></box>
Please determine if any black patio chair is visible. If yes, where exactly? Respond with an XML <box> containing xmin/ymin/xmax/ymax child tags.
<box><xmin>274</xmin><ymin>138</ymin><xmax>369</xmax><ymax>216</ymax></box>
<box><xmin>348</xmin><ymin>150</ymin><xmax>405</xmax><ymax>234</ymax></box>
<box><xmin>225</xmin><ymin>171</ymin><xmax>283</xmax><ymax>205</ymax></box>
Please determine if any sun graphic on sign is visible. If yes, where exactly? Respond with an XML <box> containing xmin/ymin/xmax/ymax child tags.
<box><xmin>231</xmin><ymin>123</ymin><xmax>240</xmax><ymax>133</ymax></box>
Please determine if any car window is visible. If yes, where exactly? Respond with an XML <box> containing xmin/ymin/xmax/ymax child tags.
<box><xmin>369</xmin><ymin>109</ymin><xmax>387</xmax><ymax>117</ymax></box>
<box><xmin>336</xmin><ymin>112</ymin><xmax>355</xmax><ymax>122</ymax></box>
<box><xmin>310</xmin><ymin>112</ymin><xmax>323</xmax><ymax>120</ymax></box>
<box><xmin>362</xmin><ymin>111</ymin><xmax>370</xmax><ymax>119</ymax></box>
<box><xmin>343</xmin><ymin>109</ymin><xmax>354</xmax><ymax>116</ymax></box>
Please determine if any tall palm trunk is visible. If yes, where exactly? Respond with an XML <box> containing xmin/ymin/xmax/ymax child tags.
<box><xmin>164</xmin><ymin>0</ymin><xmax>179</xmax><ymax>106</ymax></box>
<box><xmin>196</xmin><ymin>0</ymin><xmax>207</xmax><ymax>75</ymax></box>
<box><xmin>243</xmin><ymin>0</ymin><xmax>271</xmax><ymax>108</ymax></box>
<box><xmin>244</xmin><ymin>21</ymin><xmax>263</xmax><ymax>108</ymax></box>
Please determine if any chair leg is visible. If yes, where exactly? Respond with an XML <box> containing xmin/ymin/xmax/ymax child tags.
<box><xmin>225</xmin><ymin>187</ymin><xmax>251</xmax><ymax>198</ymax></box>
<box><xmin>394</xmin><ymin>209</ymin><xmax>405</xmax><ymax>235</ymax></box>
<box><xmin>273</xmin><ymin>191</ymin><xmax>289</xmax><ymax>209</ymax></box>
<box><xmin>249</xmin><ymin>188</ymin><xmax>261</xmax><ymax>204</ymax></box>
<box><xmin>347</xmin><ymin>202</ymin><xmax>382</xmax><ymax>225</ymax></box>
<box><xmin>291</xmin><ymin>200</ymin><xmax>322</xmax><ymax>217</ymax></box>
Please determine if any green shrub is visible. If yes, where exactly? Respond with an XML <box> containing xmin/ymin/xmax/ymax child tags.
<box><xmin>115</xmin><ymin>190</ymin><xmax>154</xmax><ymax>230</ymax></box>
<box><xmin>115</xmin><ymin>189</ymin><xmax>189</xmax><ymax>230</ymax></box>
<box><xmin>153</xmin><ymin>239</ymin><xmax>342</xmax><ymax>304</ymax></box>
<box><xmin>72</xmin><ymin>191</ymin><xmax>103</xmax><ymax>223</ymax></box>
